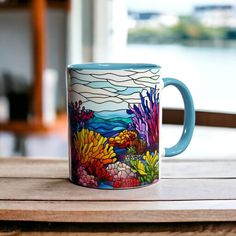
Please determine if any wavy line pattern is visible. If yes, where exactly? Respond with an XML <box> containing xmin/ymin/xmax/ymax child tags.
<box><xmin>69</xmin><ymin>68</ymin><xmax>161</xmax><ymax>112</ymax></box>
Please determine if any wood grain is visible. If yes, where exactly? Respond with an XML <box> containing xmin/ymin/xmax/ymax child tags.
<box><xmin>0</xmin><ymin>159</ymin><xmax>236</xmax><ymax>224</ymax></box>
<box><xmin>0</xmin><ymin>178</ymin><xmax>236</xmax><ymax>201</ymax></box>
<box><xmin>1</xmin><ymin>158</ymin><xmax>236</xmax><ymax>179</ymax></box>
<box><xmin>0</xmin><ymin>200</ymin><xmax>236</xmax><ymax>222</ymax></box>
<box><xmin>162</xmin><ymin>159</ymin><xmax>236</xmax><ymax>178</ymax></box>
<box><xmin>0</xmin><ymin>158</ymin><xmax>67</xmax><ymax>178</ymax></box>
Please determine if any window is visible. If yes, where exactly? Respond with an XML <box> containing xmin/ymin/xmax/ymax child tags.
<box><xmin>68</xmin><ymin>0</ymin><xmax>236</xmax><ymax>161</ymax></box>
<box><xmin>107</xmin><ymin>0</ymin><xmax>236</xmax><ymax>114</ymax></box>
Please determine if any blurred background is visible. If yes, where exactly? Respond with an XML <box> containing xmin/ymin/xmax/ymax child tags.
<box><xmin>0</xmin><ymin>0</ymin><xmax>235</xmax><ymax>159</ymax></box>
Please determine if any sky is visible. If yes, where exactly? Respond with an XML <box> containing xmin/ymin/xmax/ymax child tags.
<box><xmin>126</xmin><ymin>0</ymin><xmax>236</xmax><ymax>15</ymax></box>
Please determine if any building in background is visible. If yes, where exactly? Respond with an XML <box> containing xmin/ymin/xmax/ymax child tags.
<box><xmin>128</xmin><ymin>10</ymin><xmax>179</xmax><ymax>29</ymax></box>
<box><xmin>194</xmin><ymin>4</ymin><xmax>236</xmax><ymax>27</ymax></box>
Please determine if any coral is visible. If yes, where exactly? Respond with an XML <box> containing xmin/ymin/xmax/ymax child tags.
<box><xmin>132</xmin><ymin>139</ymin><xmax>147</xmax><ymax>154</ymax></box>
<box><xmin>128</xmin><ymin>112</ymin><xmax>149</xmax><ymax>143</ymax></box>
<box><xmin>106</xmin><ymin>161</ymin><xmax>136</xmax><ymax>181</ymax></box>
<box><xmin>77</xmin><ymin>166</ymin><xmax>98</xmax><ymax>187</ymax></box>
<box><xmin>140</xmin><ymin>151</ymin><xmax>159</xmax><ymax>184</ymax></box>
<box><xmin>127</xmin><ymin>146</ymin><xmax>136</xmax><ymax>155</ymax></box>
<box><xmin>129</xmin><ymin>150</ymin><xmax>159</xmax><ymax>184</ymax></box>
<box><xmin>124</xmin><ymin>154</ymin><xmax>142</xmax><ymax>163</ymax></box>
<box><xmin>143</xmin><ymin>150</ymin><xmax>158</xmax><ymax>169</ymax></box>
<box><xmin>108</xmin><ymin>130</ymin><xmax>137</xmax><ymax>148</ymax></box>
<box><xmin>69</xmin><ymin>100</ymin><xmax>94</xmax><ymax>131</ymax></box>
<box><xmin>74</xmin><ymin>129</ymin><xmax>117</xmax><ymax>166</ymax></box>
<box><xmin>88</xmin><ymin>160</ymin><xmax>112</xmax><ymax>181</ymax></box>
<box><xmin>73</xmin><ymin>129</ymin><xmax>116</xmax><ymax>183</ymax></box>
<box><xmin>127</xmin><ymin>86</ymin><xmax>159</xmax><ymax>149</ymax></box>
<box><xmin>130</xmin><ymin>159</ymin><xmax>147</xmax><ymax>176</ymax></box>
<box><xmin>113</xmin><ymin>178</ymin><xmax>140</xmax><ymax>188</ymax></box>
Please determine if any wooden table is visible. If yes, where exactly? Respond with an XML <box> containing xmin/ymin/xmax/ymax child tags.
<box><xmin>0</xmin><ymin>158</ymin><xmax>236</xmax><ymax>235</ymax></box>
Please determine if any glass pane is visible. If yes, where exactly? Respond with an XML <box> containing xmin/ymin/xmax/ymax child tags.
<box><xmin>110</xmin><ymin>0</ymin><xmax>236</xmax><ymax>113</ymax></box>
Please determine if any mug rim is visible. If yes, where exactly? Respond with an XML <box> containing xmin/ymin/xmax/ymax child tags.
<box><xmin>67</xmin><ymin>63</ymin><xmax>161</xmax><ymax>70</ymax></box>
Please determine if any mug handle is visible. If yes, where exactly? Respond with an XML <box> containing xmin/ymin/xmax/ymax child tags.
<box><xmin>162</xmin><ymin>78</ymin><xmax>195</xmax><ymax>157</ymax></box>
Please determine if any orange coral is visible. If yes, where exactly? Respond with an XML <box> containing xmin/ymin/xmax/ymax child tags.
<box><xmin>108</xmin><ymin>130</ymin><xmax>138</xmax><ymax>148</ymax></box>
<box><xmin>74</xmin><ymin>129</ymin><xmax>117</xmax><ymax>166</ymax></box>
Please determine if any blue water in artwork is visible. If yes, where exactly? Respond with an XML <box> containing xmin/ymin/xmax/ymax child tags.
<box><xmin>98</xmin><ymin>182</ymin><xmax>114</xmax><ymax>189</ymax></box>
<box><xmin>86</xmin><ymin>111</ymin><xmax>133</xmax><ymax>137</ymax></box>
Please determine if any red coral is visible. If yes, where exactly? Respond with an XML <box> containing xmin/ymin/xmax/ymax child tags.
<box><xmin>113</xmin><ymin>178</ymin><xmax>140</xmax><ymax>188</ymax></box>
<box><xmin>71</xmin><ymin>100</ymin><xmax>94</xmax><ymax>125</ymax></box>
<box><xmin>87</xmin><ymin>160</ymin><xmax>112</xmax><ymax>182</ymax></box>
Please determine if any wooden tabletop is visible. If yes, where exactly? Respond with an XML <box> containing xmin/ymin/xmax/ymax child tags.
<box><xmin>0</xmin><ymin>158</ymin><xmax>236</xmax><ymax>223</ymax></box>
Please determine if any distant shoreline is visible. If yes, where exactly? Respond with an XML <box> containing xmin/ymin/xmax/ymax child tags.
<box><xmin>173</xmin><ymin>40</ymin><xmax>236</xmax><ymax>48</ymax></box>
<box><xmin>128</xmin><ymin>39</ymin><xmax>236</xmax><ymax>48</ymax></box>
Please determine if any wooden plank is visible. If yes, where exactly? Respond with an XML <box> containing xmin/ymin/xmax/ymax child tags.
<box><xmin>0</xmin><ymin>121</ymin><xmax>43</xmax><ymax>134</ymax></box>
<box><xmin>0</xmin><ymin>178</ymin><xmax>236</xmax><ymax>201</ymax></box>
<box><xmin>1</xmin><ymin>158</ymin><xmax>236</xmax><ymax>179</ymax></box>
<box><xmin>162</xmin><ymin>159</ymin><xmax>236</xmax><ymax>178</ymax></box>
<box><xmin>0</xmin><ymin>200</ymin><xmax>236</xmax><ymax>223</ymax></box>
<box><xmin>163</xmin><ymin>109</ymin><xmax>236</xmax><ymax>128</ymax></box>
<box><xmin>31</xmin><ymin>0</ymin><xmax>46</xmax><ymax>123</ymax></box>
<box><xmin>0</xmin><ymin>121</ymin><xmax>57</xmax><ymax>135</ymax></box>
<box><xmin>1</xmin><ymin>223</ymin><xmax>236</xmax><ymax>236</ymax></box>
<box><xmin>0</xmin><ymin>113</ymin><xmax>67</xmax><ymax>135</ymax></box>
<box><xmin>0</xmin><ymin>159</ymin><xmax>67</xmax><ymax>178</ymax></box>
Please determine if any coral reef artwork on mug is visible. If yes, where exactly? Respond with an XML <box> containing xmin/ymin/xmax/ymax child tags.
<box><xmin>68</xmin><ymin>68</ymin><xmax>161</xmax><ymax>189</ymax></box>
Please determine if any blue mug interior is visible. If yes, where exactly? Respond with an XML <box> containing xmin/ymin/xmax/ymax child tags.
<box><xmin>68</xmin><ymin>63</ymin><xmax>161</xmax><ymax>70</ymax></box>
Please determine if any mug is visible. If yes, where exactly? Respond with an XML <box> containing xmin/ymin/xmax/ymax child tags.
<box><xmin>67</xmin><ymin>63</ymin><xmax>195</xmax><ymax>189</ymax></box>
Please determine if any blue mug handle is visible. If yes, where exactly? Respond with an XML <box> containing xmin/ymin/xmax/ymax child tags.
<box><xmin>163</xmin><ymin>78</ymin><xmax>195</xmax><ymax>157</ymax></box>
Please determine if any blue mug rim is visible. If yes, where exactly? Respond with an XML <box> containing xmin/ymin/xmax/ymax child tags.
<box><xmin>68</xmin><ymin>63</ymin><xmax>161</xmax><ymax>70</ymax></box>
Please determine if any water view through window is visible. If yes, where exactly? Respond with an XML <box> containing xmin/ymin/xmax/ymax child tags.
<box><xmin>110</xmin><ymin>0</ymin><xmax>236</xmax><ymax>113</ymax></box>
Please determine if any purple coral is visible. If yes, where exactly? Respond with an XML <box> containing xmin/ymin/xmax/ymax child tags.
<box><xmin>69</xmin><ymin>100</ymin><xmax>94</xmax><ymax>131</ymax></box>
<box><xmin>128</xmin><ymin>105</ymin><xmax>149</xmax><ymax>145</ymax></box>
<box><xmin>127</xmin><ymin>86</ymin><xmax>159</xmax><ymax>149</ymax></box>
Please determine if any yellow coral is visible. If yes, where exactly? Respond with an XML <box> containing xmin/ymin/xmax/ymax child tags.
<box><xmin>130</xmin><ymin>159</ymin><xmax>147</xmax><ymax>176</ymax></box>
<box><xmin>137</xmin><ymin>160</ymin><xmax>147</xmax><ymax>175</ymax></box>
<box><xmin>74</xmin><ymin>129</ymin><xmax>116</xmax><ymax>165</ymax></box>
<box><xmin>108</xmin><ymin>130</ymin><xmax>137</xmax><ymax>148</ymax></box>
<box><xmin>143</xmin><ymin>150</ymin><xmax>158</xmax><ymax>168</ymax></box>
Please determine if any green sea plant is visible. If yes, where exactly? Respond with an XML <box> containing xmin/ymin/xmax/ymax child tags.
<box><xmin>130</xmin><ymin>159</ymin><xmax>147</xmax><ymax>176</ymax></box>
<box><xmin>127</xmin><ymin>146</ymin><xmax>136</xmax><ymax>155</ymax></box>
<box><xmin>129</xmin><ymin>150</ymin><xmax>159</xmax><ymax>184</ymax></box>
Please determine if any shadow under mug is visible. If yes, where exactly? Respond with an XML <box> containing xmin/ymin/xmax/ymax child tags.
<box><xmin>67</xmin><ymin>63</ymin><xmax>195</xmax><ymax>189</ymax></box>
